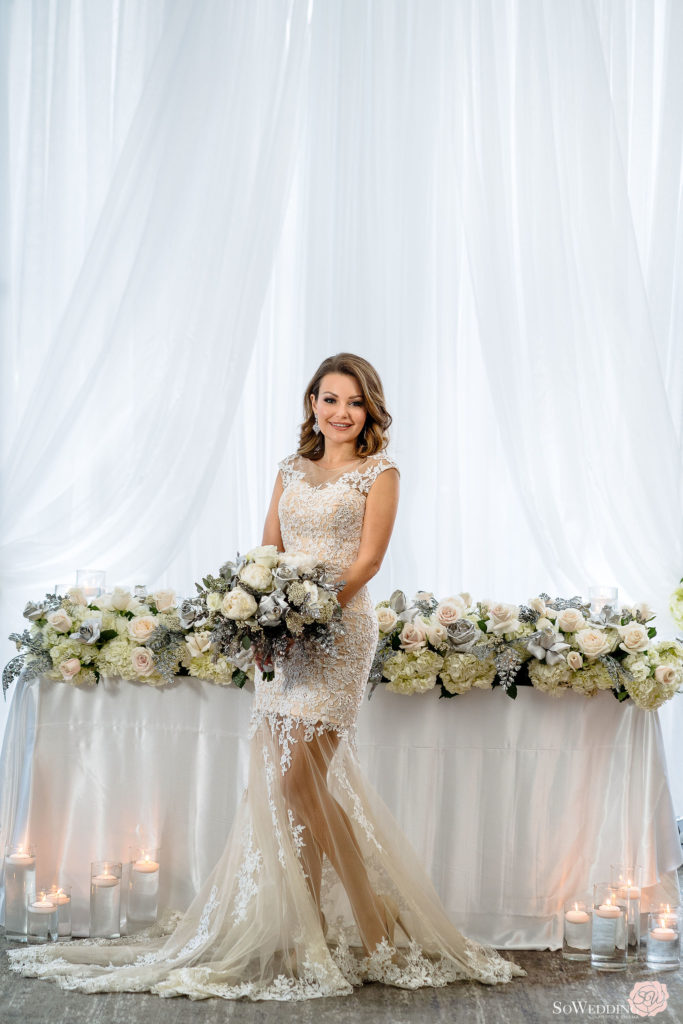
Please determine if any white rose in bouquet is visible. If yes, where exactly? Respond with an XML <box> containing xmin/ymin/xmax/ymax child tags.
<box><xmin>278</xmin><ymin>550</ymin><xmax>319</xmax><ymax>572</ymax></box>
<box><xmin>153</xmin><ymin>589</ymin><xmax>177</xmax><ymax>611</ymax></box>
<box><xmin>617</xmin><ymin>622</ymin><xmax>650</xmax><ymax>654</ymax></box>
<box><xmin>67</xmin><ymin>587</ymin><xmax>88</xmax><ymax>606</ymax></box>
<box><xmin>536</xmin><ymin>617</ymin><xmax>554</xmax><ymax>631</ymax></box>
<box><xmin>131</xmin><ymin>647</ymin><xmax>156</xmax><ymax>677</ymax></box>
<box><xmin>529</xmin><ymin>596</ymin><xmax>548</xmax><ymax>617</ymax></box>
<box><xmin>458</xmin><ymin>592</ymin><xmax>473</xmax><ymax>609</ymax></box>
<box><xmin>566</xmin><ymin>651</ymin><xmax>584</xmax><ymax>671</ymax></box>
<box><xmin>655</xmin><ymin>664</ymin><xmax>678</xmax><ymax>685</ymax></box>
<box><xmin>302</xmin><ymin>580</ymin><xmax>320</xmax><ymax>604</ymax></box>
<box><xmin>128</xmin><ymin>615</ymin><xmax>158</xmax><ymax>642</ymax></box>
<box><xmin>59</xmin><ymin>658</ymin><xmax>81</xmax><ymax>681</ymax></box>
<box><xmin>575</xmin><ymin>628</ymin><xmax>612</xmax><ymax>659</ymax></box>
<box><xmin>633</xmin><ymin>602</ymin><xmax>654</xmax><ymax>622</ymax></box>
<box><xmin>422</xmin><ymin>616</ymin><xmax>448</xmax><ymax>649</ymax></box>
<box><xmin>47</xmin><ymin>609</ymin><xmax>73</xmax><ymax>633</ymax></box>
<box><xmin>222</xmin><ymin>588</ymin><xmax>258</xmax><ymax>620</ymax></box>
<box><xmin>555</xmin><ymin>608</ymin><xmax>587</xmax><ymax>633</ymax></box>
<box><xmin>239</xmin><ymin>562</ymin><xmax>274</xmax><ymax>593</ymax></box>
<box><xmin>111</xmin><ymin>587</ymin><xmax>135</xmax><ymax>611</ymax></box>
<box><xmin>246</xmin><ymin>545</ymin><xmax>280</xmax><ymax>568</ymax></box>
<box><xmin>186</xmin><ymin>631</ymin><xmax>213</xmax><ymax>659</ymax></box>
<box><xmin>486</xmin><ymin>602</ymin><xmax>521</xmax><ymax>635</ymax></box>
<box><xmin>207</xmin><ymin>592</ymin><xmax>223</xmax><ymax>612</ymax></box>
<box><xmin>399</xmin><ymin>620</ymin><xmax>427</xmax><ymax>651</ymax></box>
<box><xmin>376</xmin><ymin>606</ymin><xmax>399</xmax><ymax>633</ymax></box>
<box><xmin>435</xmin><ymin>597</ymin><xmax>465</xmax><ymax>626</ymax></box>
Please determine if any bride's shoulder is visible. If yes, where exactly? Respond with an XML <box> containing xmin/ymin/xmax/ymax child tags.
<box><xmin>357</xmin><ymin>451</ymin><xmax>400</xmax><ymax>494</ymax></box>
<box><xmin>277</xmin><ymin>452</ymin><xmax>306</xmax><ymax>486</ymax></box>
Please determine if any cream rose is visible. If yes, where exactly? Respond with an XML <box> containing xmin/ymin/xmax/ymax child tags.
<box><xmin>399</xmin><ymin>620</ymin><xmax>427</xmax><ymax>651</ymax></box>
<box><xmin>111</xmin><ymin>587</ymin><xmax>135</xmax><ymax>611</ymax></box>
<box><xmin>185</xmin><ymin>631</ymin><xmax>212</xmax><ymax>659</ymax></box>
<box><xmin>633</xmin><ymin>602</ymin><xmax>654</xmax><ymax>622</ymax></box>
<box><xmin>279</xmin><ymin>550</ymin><xmax>318</xmax><ymax>572</ymax></box>
<box><xmin>207</xmin><ymin>592</ymin><xmax>223</xmax><ymax>612</ymax></box>
<box><xmin>422</xmin><ymin>616</ymin><xmax>448</xmax><ymax>649</ymax></box>
<box><xmin>47</xmin><ymin>610</ymin><xmax>73</xmax><ymax>633</ymax></box>
<box><xmin>131</xmin><ymin>647</ymin><xmax>156</xmax><ymax>676</ymax></box>
<box><xmin>153</xmin><ymin>589</ymin><xmax>177</xmax><ymax>611</ymax></box>
<box><xmin>654</xmin><ymin>665</ymin><xmax>677</xmax><ymax>685</ymax></box>
<box><xmin>222</xmin><ymin>588</ymin><xmax>258</xmax><ymax>620</ymax></box>
<box><xmin>556</xmin><ymin>608</ymin><xmax>587</xmax><ymax>633</ymax></box>
<box><xmin>617</xmin><ymin>622</ymin><xmax>650</xmax><ymax>654</ymax></box>
<box><xmin>566</xmin><ymin>651</ymin><xmax>584</xmax><ymax>671</ymax></box>
<box><xmin>239</xmin><ymin>562</ymin><xmax>274</xmax><ymax>593</ymax></box>
<box><xmin>486</xmin><ymin>602</ymin><xmax>521</xmax><ymax>635</ymax></box>
<box><xmin>67</xmin><ymin>587</ymin><xmax>88</xmax><ymax>606</ymax></box>
<box><xmin>59</xmin><ymin>658</ymin><xmax>81</xmax><ymax>681</ymax></box>
<box><xmin>536</xmin><ymin>617</ymin><xmax>554</xmax><ymax>631</ymax></box>
<box><xmin>376</xmin><ymin>606</ymin><xmax>399</xmax><ymax>633</ymax></box>
<box><xmin>246</xmin><ymin>545</ymin><xmax>280</xmax><ymax>568</ymax></box>
<box><xmin>458</xmin><ymin>592</ymin><xmax>473</xmax><ymax>609</ymax></box>
<box><xmin>529</xmin><ymin>596</ymin><xmax>548</xmax><ymax>616</ymax></box>
<box><xmin>128</xmin><ymin>616</ymin><xmax>158</xmax><ymax>642</ymax></box>
<box><xmin>435</xmin><ymin>598</ymin><xmax>465</xmax><ymax>627</ymax></box>
<box><xmin>575</xmin><ymin>628</ymin><xmax>612</xmax><ymax>659</ymax></box>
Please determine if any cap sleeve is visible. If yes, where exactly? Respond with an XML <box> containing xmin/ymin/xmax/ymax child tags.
<box><xmin>278</xmin><ymin>453</ymin><xmax>303</xmax><ymax>489</ymax></box>
<box><xmin>357</xmin><ymin>453</ymin><xmax>400</xmax><ymax>495</ymax></box>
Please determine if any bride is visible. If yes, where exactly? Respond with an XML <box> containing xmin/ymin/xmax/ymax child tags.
<box><xmin>8</xmin><ymin>353</ymin><xmax>525</xmax><ymax>1000</ymax></box>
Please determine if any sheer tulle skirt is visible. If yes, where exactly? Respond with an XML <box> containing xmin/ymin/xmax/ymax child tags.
<box><xmin>7</xmin><ymin>711</ymin><xmax>524</xmax><ymax>999</ymax></box>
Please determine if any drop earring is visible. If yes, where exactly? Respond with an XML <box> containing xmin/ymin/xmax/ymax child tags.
<box><xmin>312</xmin><ymin>415</ymin><xmax>320</xmax><ymax>435</ymax></box>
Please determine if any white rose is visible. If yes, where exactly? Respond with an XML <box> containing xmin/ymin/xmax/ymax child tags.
<box><xmin>131</xmin><ymin>647</ymin><xmax>156</xmax><ymax>677</ymax></box>
<box><xmin>59</xmin><ymin>658</ymin><xmax>81</xmax><ymax>681</ymax></box>
<box><xmin>414</xmin><ymin>590</ymin><xmax>435</xmax><ymax>603</ymax></box>
<box><xmin>556</xmin><ymin>608</ymin><xmax>587</xmax><ymax>633</ymax></box>
<box><xmin>128</xmin><ymin>616</ymin><xmax>158</xmax><ymax>642</ymax></box>
<box><xmin>422</xmin><ymin>616</ymin><xmax>448</xmax><ymax>649</ymax></box>
<box><xmin>111</xmin><ymin>587</ymin><xmax>135</xmax><ymax>611</ymax></box>
<box><xmin>91</xmin><ymin>592</ymin><xmax>113</xmax><ymax>610</ymax></box>
<box><xmin>278</xmin><ymin>550</ymin><xmax>318</xmax><ymax>572</ymax></box>
<box><xmin>376</xmin><ymin>606</ymin><xmax>398</xmax><ymax>633</ymax></box>
<box><xmin>575</xmin><ymin>628</ymin><xmax>612</xmax><ymax>659</ymax></box>
<box><xmin>633</xmin><ymin>602</ymin><xmax>654</xmax><ymax>622</ymax></box>
<box><xmin>399</xmin><ymin>620</ymin><xmax>427</xmax><ymax>651</ymax></box>
<box><xmin>185</xmin><ymin>632</ymin><xmax>212</xmax><ymax>658</ymax></box>
<box><xmin>529</xmin><ymin>597</ymin><xmax>548</xmax><ymax>616</ymax></box>
<box><xmin>435</xmin><ymin>598</ymin><xmax>465</xmax><ymax>627</ymax></box>
<box><xmin>536</xmin><ymin>617</ymin><xmax>554</xmax><ymax>631</ymax></box>
<box><xmin>67</xmin><ymin>587</ymin><xmax>88</xmax><ymax>606</ymax></box>
<box><xmin>239</xmin><ymin>562</ymin><xmax>274</xmax><ymax>593</ymax></box>
<box><xmin>654</xmin><ymin>665</ymin><xmax>677</xmax><ymax>685</ymax></box>
<box><xmin>302</xmin><ymin>580</ymin><xmax>320</xmax><ymax>604</ymax></box>
<box><xmin>207</xmin><ymin>593</ymin><xmax>223</xmax><ymax>612</ymax></box>
<box><xmin>245</xmin><ymin>545</ymin><xmax>280</xmax><ymax>568</ymax></box>
<box><xmin>617</xmin><ymin>622</ymin><xmax>650</xmax><ymax>654</ymax></box>
<box><xmin>486</xmin><ymin>602</ymin><xmax>521</xmax><ymax>635</ymax></box>
<box><xmin>222</xmin><ymin>588</ymin><xmax>258</xmax><ymax>620</ymax></box>
<box><xmin>153</xmin><ymin>589</ymin><xmax>176</xmax><ymax>611</ymax></box>
<box><xmin>566</xmin><ymin>651</ymin><xmax>583</xmax><ymax>671</ymax></box>
<box><xmin>47</xmin><ymin>610</ymin><xmax>73</xmax><ymax>633</ymax></box>
<box><xmin>458</xmin><ymin>592</ymin><xmax>473</xmax><ymax>609</ymax></box>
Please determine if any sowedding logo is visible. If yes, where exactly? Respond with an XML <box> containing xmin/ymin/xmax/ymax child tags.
<box><xmin>552</xmin><ymin>981</ymin><xmax>669</xmax><ymax>1018</ymax></box>
<box><xmin>628</xmin><ymin>981</ymin><xmax>669</xmax><ymax>1018</ymax></box>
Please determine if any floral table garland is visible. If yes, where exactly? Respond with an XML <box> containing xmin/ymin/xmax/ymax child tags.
<box><xmin>4</xmin><ymin>574</ymin><xmax>683</xmax><ymax>713</ymax></box>
<box><xmin>370</xmin><ymin>590</ymin><xmax>683</xmax><ymax>711</ymax></box>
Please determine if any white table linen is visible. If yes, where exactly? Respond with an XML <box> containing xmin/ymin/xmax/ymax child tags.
<box><xmin>0</xmin><ymin>675</ymin><xmax>680</xmax><ymax>948</ymax></box>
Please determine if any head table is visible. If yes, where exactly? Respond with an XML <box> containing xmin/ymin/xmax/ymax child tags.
<box><xmin>0</xmin><ymin>674</ymin><xmax>680</xmax><ymax>948</ymax></box>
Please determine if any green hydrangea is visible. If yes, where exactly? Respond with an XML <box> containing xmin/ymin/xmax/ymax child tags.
<box><xmin>440</xmin><ymin>652</ymin><xmax>495</xmax><ymax>694</ymax></box>
<box><xmin>669</xmin><ymin>585</ymin><xmax>683</xmax><ymax>630</ymax></box>
<box><xmin>527</xmin><ymin>660</ymin><xmax>571</xmax><ymax>695</ymax></box>
<box><xmin>95</xmin><ymin>638</ymin><xmax>135</xmax><ymax>678</ymax></box>
<box><xmin>383</xmin><ymin>649</ymin><xmax>443</xmax><ymax>695</ymax></box>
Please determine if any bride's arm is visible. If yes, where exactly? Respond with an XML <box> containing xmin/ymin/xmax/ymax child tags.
<box><xmin>261</xmin><ymin>472</ymin><xmax>285</xmax><ymax>549</ymax></box>
<box><xmin>336</xmin><ymin>468</ymin><xmax>399</xmax><ymax>608</ymax></box>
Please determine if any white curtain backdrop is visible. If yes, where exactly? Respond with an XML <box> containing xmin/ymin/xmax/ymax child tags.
<box><xmin>1</xmin><ymin>0</ymin><xmax>682</xmax><ymax>751</ymax></box>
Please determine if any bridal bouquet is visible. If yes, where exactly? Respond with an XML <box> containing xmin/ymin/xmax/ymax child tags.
<box><xmin>191</xmin><ymin>545</ymin><xmax>344</xmax><ymax>681</ymax></box>
<box><xmin>370</xmin><ymin>591</ymin><xmax>683</xmax><ymax>711</ymax></box>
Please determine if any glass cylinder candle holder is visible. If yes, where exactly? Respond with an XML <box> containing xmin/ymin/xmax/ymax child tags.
<box><xmin>76</xmin><ymin>569</ymin><xmax>106</xmax><ymax>599</ymax></box>
<box><xmin>26</xmin><ymin>891</ymin><xmax>59</xmax><ymax>944</ymax></box>
<box><xmin>90</xmin><ymin>861</ymin><xmax>122</xmax><ymax>938</ymax></box>
<box><xmin>563</xmin><ymin>899</ymin><xmax>591</xmax><ymax>960</ymax></box>
<box><xmin>4</xmin><ymin>843</ymin><xmax>37</xmax><ymax>941</ymax></box>
<box><xmin>47</xmin><ymin>884</ymin><xmax>72</xmax><ymax>940</ymax></box>
<box><xmin>128</xmin><ymin>847</ymin><xmax>160</xmax><ymax>932</ymax></box>
<box><xmin>591</xmin><ymin>883</ymin><xmax>627</xmax><ymax>970</ymax></box>
<box><xmin>610</xmin><ymin>865</ymin><xmax>642</xmax><ymax>960</ymax></box>
<box><xmin>588</xmin><ymin>586</ymin><xmax>618</xmax><ymax>616</ymax></box>
<box><xmin>647</xmin><ymin>906</ymin><xmax>680</xmax><ymax>971</ymax></box>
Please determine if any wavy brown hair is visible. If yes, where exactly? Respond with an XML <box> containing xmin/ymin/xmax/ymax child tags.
<box><xmin>298</xmin><ymin>353</ymin><xmax>392</xmax><ymax>460</ymax></box>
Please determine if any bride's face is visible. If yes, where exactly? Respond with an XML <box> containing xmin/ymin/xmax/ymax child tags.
<box><xmin>311</xmin><ymin>373</ymin><xmax>367</xmax><ymax>447</ymax></box>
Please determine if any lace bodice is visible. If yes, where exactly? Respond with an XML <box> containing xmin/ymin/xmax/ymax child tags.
<box><xmin>277</xmin><ymin>452</ymin><xmax>399</xmax><ymax>576</ymax></box>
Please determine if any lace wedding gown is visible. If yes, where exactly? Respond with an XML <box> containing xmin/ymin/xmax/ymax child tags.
<box><xmin>8</xmin><ymin>452</ymin><xmax>525</xmax><ymax>1000</ymax></box>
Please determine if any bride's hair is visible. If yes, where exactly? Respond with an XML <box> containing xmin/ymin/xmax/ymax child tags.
<box><xmin>298</xmin><ymin>353</ymin><xmax>392</xmax><ymax>460</ymax></box>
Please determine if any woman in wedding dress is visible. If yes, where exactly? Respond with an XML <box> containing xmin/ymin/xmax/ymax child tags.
<box><xmin>8</xmin><ymin>353</ymin><xmax>525</xmax><ymax>1000</ymax></box>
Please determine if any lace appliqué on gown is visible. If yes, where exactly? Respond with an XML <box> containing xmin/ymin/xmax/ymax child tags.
<box><xmin>7</xmin><ymin>451</ymin><xmax>525</xmax><ymax>1000</ymax></box>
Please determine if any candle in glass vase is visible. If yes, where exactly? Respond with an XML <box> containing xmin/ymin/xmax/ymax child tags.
<box><xmin>48</xmin><ymin>886</ymin><xmax>72</xmax><ymax>939</ymax></box>
<box><xmin>563</xmin><ymin>900</ymin><xmax>591</xmax><ymax>959</ymax></box>
<box><xmin>4</xmin><ymin>844</ymin><xmax>37</xmax><ymax>940</ymax></box>
<box><xmin>128</xmin><ymin>848</ymin><xmax>160</xmax><ymax>931</ymax></box>
<box><xmin>647</xmin><ymin>907</ymin><xmax>680</xmax><ymax>970</ymax></box>
<box><xmin>90</xmin><ymin>861</ymin><xmax>121</xmax><ymax>938</ymax></box>
<box><xmin>27</xmin><ymin>892</ymin><xmax>58</xmax><ymax>944</ymax></box>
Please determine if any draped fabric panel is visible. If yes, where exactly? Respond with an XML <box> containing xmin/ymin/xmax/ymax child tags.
<box><xmin>1</xmin><ymin>0</ymin><xmax>682</xmax><ymax>761</ymax></box>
